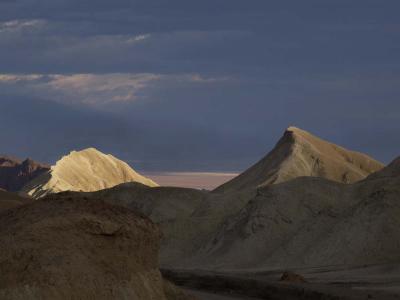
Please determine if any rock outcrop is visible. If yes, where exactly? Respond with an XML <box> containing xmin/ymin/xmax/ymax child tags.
<box><xmin>0</xmin><ymin>196</ymin><xmax>192</xmax><ymax>299</ymax></box>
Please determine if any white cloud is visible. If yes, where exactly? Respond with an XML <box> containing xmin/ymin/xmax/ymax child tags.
<box><xmin>125</xmin><ymin>34</ymin><xmax>151</xmax><ymax>44</ymax></box>
<box><xmin>189</xmin><ymin>74</ymin><xmax>230</xmax><ymax>83</ymax></box>
<box><xmin>39</xmin><ymin>73</ymin><xmax>161</xmax><ymax>105</ymax></box>
<box><xmin>0</xmin><ymin>74</ymin><xmax>44</xmax><ymax>82</ymax></box>
<box><xmin>0</xmin><ymin>19</ymin><xmax>45</xmax><ymax>33</ymax></box>
<box><xmin>0</xmin><ymin>72</ymin><xmax>232</xmax><ymax>106</ymax></box>
<box><xmin>0</xmin><ymin>73</ymin><xmax>160</xmax><ymax>105</ymax></box>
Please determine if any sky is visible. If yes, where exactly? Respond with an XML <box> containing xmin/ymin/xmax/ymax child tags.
<box><xmin>1</xmin><ymin>0</ymin><xmax>400</xmax><ymax>176</ymax></box>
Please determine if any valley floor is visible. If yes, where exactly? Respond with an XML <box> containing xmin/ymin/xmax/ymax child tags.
<box><xmin>165</xmin><ymin>263</ymin><xmax>400</xmax><ymax>300</ymax></box>
<box><xmin>184</xmin><ymin>289</ymin><xmax>260</xmax><ymax>300</ymax></box>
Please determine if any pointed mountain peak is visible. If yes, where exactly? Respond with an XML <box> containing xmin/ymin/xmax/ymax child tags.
<box><xmin>215</xmin><ymin>126</ymin><xmax>384</xmax><ymax>193</ymax></box>
<box><xmin>72</xmin><ymin>147</ymin><xmax>100</xmax><ymax>154</ymax></box>
<box><xmin>23</xmin><ymin>148</ymin><xmax>158</xmax><ymax>198</ymax></box>
<box><xmin>286</xmin><ymin>126</ymin><xmax>314</xmax><ymax>136</ymax></box>
<box><xmin>278</xmin><ymin>126</ymin><xmax>323</xmax><ymax>148</ymax></box>
<box><xmin>285</xmin><ymin>126</ymin><xmax>330</xmax><ymax>144</ymax></box>
<box><xmin>286</xmin><ymin>125</ymin><xmax>303</xmax><ymax>133</ymax></box>
<box><xmin>63</xmin><ymin>147</ymin><xmax>104</xmax><ymax>159</ymax></box>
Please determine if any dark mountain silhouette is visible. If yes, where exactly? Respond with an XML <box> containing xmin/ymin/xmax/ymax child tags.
<box><xmin>0</xmin><ymin>156</ymin><xmax>49</xmax><ymax>192</ymax></box>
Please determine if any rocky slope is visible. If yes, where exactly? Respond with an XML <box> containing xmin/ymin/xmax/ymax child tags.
<box><xmin>53</xmin><ymin>183</ymin><xmax>254</xmax><ymax>267</ymax></box>
<box><xmin>56</xmin><ymin>183</ymin><xmax>211</xmax><ymax>265</ymax></box>
<box><xmin>0</xmin><ymin>156</ymin><xmax>49</xmax><ymax>192</ymax></box>
<box><xmin>215</xmin><ymin>127</ymin><xmax>383</xmax><ymax>193</ymax></box>
<box><xmin>191</xmin><ymin>156</ymin><xmax>400</xmax><ymax>270</ymax></box>
<box><xmin>22</xmin><ymin>148</ymin><xmax>158</xmax><ymax>198</ymax></box>
<box><xmin>0</xmin><ymin>195</ymin><xmax>193</xmax><ymax>299</ymax></box>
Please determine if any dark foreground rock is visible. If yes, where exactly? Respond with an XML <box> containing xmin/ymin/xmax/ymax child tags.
<box><xmin>0</xmin><ymin>196</ymin><xmax>193</xmax><ymax>300</ymax></box>
<box><xmin>0</xmin><ymin>189</ymin><xmax>29</xmax><ymax>212</ymax></box>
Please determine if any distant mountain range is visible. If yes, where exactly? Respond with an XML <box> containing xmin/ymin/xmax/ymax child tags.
<box><xmin>0</xmin><ymin>126</ymin><xmax>384</xmax><ymax>197</ymax></box>
<box><xmin>0</xmin><ymin>156</ymin><xmax>49</xmax><ymax>192</ymax></box>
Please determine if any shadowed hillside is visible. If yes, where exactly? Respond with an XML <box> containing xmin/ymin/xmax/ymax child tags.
<box><xmin>0</xmin><ymin>189</ymin><xmax>29</xmax><ymax>212</ymax></box>
<box><xmin>189</xmin><ymin>156</ymin><xmax>400</xmax><ymax>270</ymax></box>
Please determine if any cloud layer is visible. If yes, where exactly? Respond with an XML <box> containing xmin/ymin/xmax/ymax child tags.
<box><xmin>0</xmin><ymin>72</ymin><xmax>230</xmax><ymax>106</ymax></box>
<box><xmin>1</xmin><ymin>1</ymin><xmax>400</xmax><ymax>170</ymax></box>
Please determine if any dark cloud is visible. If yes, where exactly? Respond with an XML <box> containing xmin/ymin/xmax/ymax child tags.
<box><xmin>0</xmin><ymin>1</ymin><xmax>400</xmax><ymax>170</ymax></box>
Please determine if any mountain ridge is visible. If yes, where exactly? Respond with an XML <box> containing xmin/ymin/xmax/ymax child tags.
<box><xmin>215</xmin><ymin>126</ymin><xmax>384</xmax><ymax>192</ymax></box>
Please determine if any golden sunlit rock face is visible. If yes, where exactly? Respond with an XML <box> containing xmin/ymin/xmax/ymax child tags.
<box><xmin>22</xmin><ymin>148</ymin><xmax>158</xmax><ymax>199</ymax></box>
